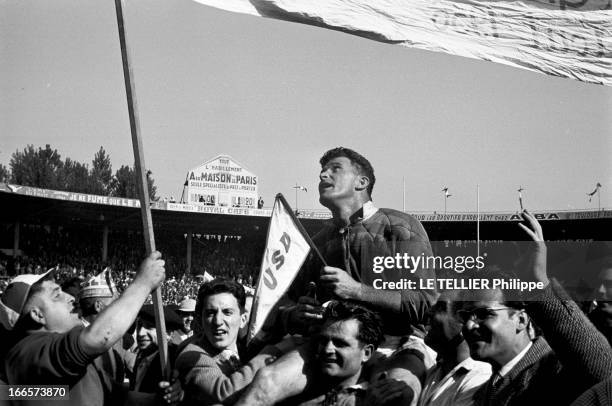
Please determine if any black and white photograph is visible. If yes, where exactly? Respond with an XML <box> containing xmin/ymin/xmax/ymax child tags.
<box><xmin>1</xmin><ymin>1</ymin><xmax>611</xmax><ymax>405</ymax></box>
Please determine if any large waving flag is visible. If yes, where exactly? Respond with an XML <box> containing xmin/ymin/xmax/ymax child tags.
<box><xmin>193</xmin><ymin>0</ymin><xmax>611</xmax><ymax>86</ymax></box>
<box><xmin>247</xmin><ymin>193</ymin><xmax>321</xmax><ymax>344</ymax></box>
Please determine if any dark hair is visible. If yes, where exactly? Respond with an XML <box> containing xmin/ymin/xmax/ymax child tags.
<box><xmin>323</xmin><ymin>301</ymin><xmax>384</xmax><ymax>349</ymax></box>
<box><xmin>192</xmin><ymin>278</ymin><xmax>246</xmax><ymax>335</ymax></box>
<box><xmin>61</xmin><ymin>277</ymin><xmax>83</xmax><ymax>297</ymax></box>
<box><xmin>79</xmin><ymin>297</ymin><xmax>99</xmax><ymax>317</ymax></box>
<box><xmin>320</xmin><ymin>147</ymin><xmax>376</xmax><ymax>197</ymax></box>
<box><xmin>453</xmin><ymin>269</ymin><xmax>538</xmax><ymax>336</ymax></box>
<box><xmin>454</xmin><ymin>269</ymin><xmax>529</xmax><ymax>309</ymax></box>
<box><xmin>195</xmin><ymin>278</ymin><xmax>246</xmax><ymax>317</ymax></box>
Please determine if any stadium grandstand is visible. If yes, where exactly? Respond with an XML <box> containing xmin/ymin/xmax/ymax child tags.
<box><xmin>1</xmin><ymin>183</ymin><xmax>610</xmax><ymax>303</ymax></box>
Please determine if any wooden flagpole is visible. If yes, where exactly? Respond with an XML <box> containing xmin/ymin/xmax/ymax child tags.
<box><xmin>114</xmin><ymin>0</ymin><xmax>170</xmax><ymax>379</ymax></box>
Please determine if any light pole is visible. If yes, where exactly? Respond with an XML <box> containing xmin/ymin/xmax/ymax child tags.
<box><xmin>293</xmin><ymin>184</ymin><xmax>307</xmax><ymax>215</ymax></box>
<box><xmin>442</xmin><ymin>187</ymin><xmax>452</xmax><ymax>214</ymax></box>
<box><xmin>402</xmin><ymin>177</ymin><xmax>406</xmax><ymax>212</ymax></box>
<box><xmin>587</xmin><ymin>182</ymin><xmax>602</xmax><ymax>211</ymax></box>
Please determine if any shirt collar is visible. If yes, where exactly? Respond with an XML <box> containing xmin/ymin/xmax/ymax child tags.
<box><xmin>498</xmin><ymin>341</ymin><xmax>533</xmax><ymax>377</ymax></box>
<box><xmin>362</xmin><ymin>201</ymin><xmax>378</xmax><ymax>221</ymax></box>
<box><xmin>347</xmin><ymin>201</ymin><xmax>378</xmax><ymax>225</ymax></box>
<box><xmin>454</xmin><ymin>357</ymin><xmax>484</xmax><ymax>372</ymax></box>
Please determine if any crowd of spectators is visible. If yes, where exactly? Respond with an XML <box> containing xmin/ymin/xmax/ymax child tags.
<box><xmin>0</xmin><ymin>224</ymin><xmax>261</xmax><ymax>305</ymax></box>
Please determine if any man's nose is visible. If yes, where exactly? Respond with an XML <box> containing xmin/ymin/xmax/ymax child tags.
<box><xmin>212</xmin><ymin>312</ymin><xmax>223</xmax><ymax>325</ymax></box>
<box><xmin>319</xmin><ymin>169</ymin><xmax>330</xmax><ymax>181</ymax></box>
<box><xmin>463</xmin><ymin>319</ymin><xmax>479</xmax><ymax>331</ymax></box>
<box><xmin>323</xmin><ymin>340</ymin><xmax>335</xmax><ymax>353</ymax></box>
<box><xmin>596</xmin><ymin>282</ymin><xmax>608</xmax><ymax>299</ymax></box>
<box><xmin>64</xmin><ymin>292</ymin><xmax>75</xmax><ymax>305</ymax></box>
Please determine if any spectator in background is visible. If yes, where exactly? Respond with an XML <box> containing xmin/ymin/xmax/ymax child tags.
<box><xmin>61</xmin><ymin>276</ymin><xmax>83</xmax><ymax>306</ymax></box>
<box><xmin>79</xmin><ymin>269</ymin><xmax>118</xmax><ymax>326</ymax></box>
<box><xmin>131</xmin><ymin>304</ymin><xmax>183</xmax><ymax>394</ymax></box>
<box><xmin>588</xmin><ymin>263</ymin><xmax>612</xmax><ymax>345</ymax></box>
<box><xmin>171</xmin><ymin>297</ymin><xmax>196</xmax><ymax>345</ymax></box>
<box><xmin>78</xmin><ymin>269</ymin><xmax>136</xmax><ymax>394</ymax></box>
<box><xmin>419</xmin><ymin>292</ymin><xmax>491</xmax><ymax>406</ymax></box>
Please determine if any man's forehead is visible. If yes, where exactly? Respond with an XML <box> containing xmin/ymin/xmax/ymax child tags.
<box><xmin>599</xmin><ymin>267</ymin><xmax>612</xmax><ymax>280</ymax></box>
<box><xmin>203</xmin><ymin>292</ymin><xmax>240</xmax><ymax>309</ymax></box>
<box><xmin>138</xmin><ymin>318</ymin><xmax>156</xmax><ymax>329</ymax></box>
<box><xmin>322</xmin><ymin>156</ymin><xmax>353</xmax><ymax>168</ymax></box>
<box><xmin>26</xmin><ymin>280</ymin><xmax>60</xmax><ymax>307</ymax></box>
<box><xmin>458</xmin><ymin>289</ymin><xmax>505</xmax><ymax>308</ymax></box>
<box><xmin>321</xmin><ymin>318</ymin><xmax>360</xmax><ymax>338</ymax></box>
<box><xmin>39</xmin><ymin>280</ymin><xmax>60</xmax><ymax>294</ymax></box>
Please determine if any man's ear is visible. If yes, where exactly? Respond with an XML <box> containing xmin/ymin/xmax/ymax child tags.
<box><xmin>94</xmin><ymin>299</ymin><xmax>104</xmax><ymax>313</ymax></box>
<box><xmin>240</xmin><ymin>311</ymin><xmax>248</xmax><ymax>329</ymax></box>
<box><xmin>355</xmin><ymin>175</ymin><xmax>370</xmax><ymax>193</ymax></box>
<box><xmin>362</xmin><ymin>344</ymin><xmax>374</xmax><ymax>363</ymax></box>
<box><xmin>515</xmin><ymin>310</ymin><xmax>529</xmax><ymax>333</ymax></box>
<box><xmin>28</xmin><ymin>306</ymin><xmax>45</xmax><ymax>325</ymax></box>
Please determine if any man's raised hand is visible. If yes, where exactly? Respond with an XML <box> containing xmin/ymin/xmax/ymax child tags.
<box><xmin>135</xmin><ymin>251</ymin><xmax>166</xmax><ymax>291</ymax></box>
<box><xmin>517</xmin><ymin>210</ymin><xmax>549</xmax><ymax>285</ymax></box>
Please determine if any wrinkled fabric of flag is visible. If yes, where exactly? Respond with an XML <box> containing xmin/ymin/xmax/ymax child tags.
<box><xmin>248</xmin><ymin>194</ymin><xmax>311</xmax><ymax>344</ymax></box>
<box><xmin>193</xmin><ymin>0</ymin><xmax>612</xmax><ymax>86</ymax></box>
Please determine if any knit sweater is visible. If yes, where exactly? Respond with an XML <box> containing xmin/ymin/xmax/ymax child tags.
<box><xmin>175</xmin><ymin>334</ymin><xmax>282</xmax><ymax>405</ymax></box>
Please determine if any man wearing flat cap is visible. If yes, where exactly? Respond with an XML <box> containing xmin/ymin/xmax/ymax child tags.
<box><xmin>171</xmin><ymin>296</ymin><xmax>196</xmax><ymax>345</ymax></box>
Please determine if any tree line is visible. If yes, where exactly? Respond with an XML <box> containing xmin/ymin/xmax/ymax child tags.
<box><xmin>0</xmin><ymin>145</ymin><xmax>157</xmax><ymax>199</ymax></box>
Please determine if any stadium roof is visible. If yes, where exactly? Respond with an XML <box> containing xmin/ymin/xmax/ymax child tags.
<box><xmin>1</xmin><ymin>184</ymin><xmax>611</xmax><ymax>240</ymax></box>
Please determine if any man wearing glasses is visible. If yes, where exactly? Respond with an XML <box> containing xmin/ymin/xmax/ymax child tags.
<box><xmin>454</xmin><ymin>210</ymin><xmax>612</xmax><ymax>406</ymax></box>
<box><xmin>455</xmin><ymin>289</ymin><xmax>548</xmax><ymax>406</ymax></box>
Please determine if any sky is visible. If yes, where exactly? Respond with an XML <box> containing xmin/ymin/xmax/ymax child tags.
<box><xmin>1</xmin><ymin>0</ymin><xmax>611</xmax><ymax>214</ymax></box>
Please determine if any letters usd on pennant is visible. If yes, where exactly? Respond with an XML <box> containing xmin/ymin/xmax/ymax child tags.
<box><xmin>192</xmin><ymin>0</ymin><xmax>612</xmax><ymax>86</ymax></box>
<box><xmin>248</xmin><ymin>194</ymin><xmax>311</xmax><ymax>343</ymax></box>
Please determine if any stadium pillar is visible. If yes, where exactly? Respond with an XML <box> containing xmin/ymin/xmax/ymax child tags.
<box><xmin>102</xmin><ymin>225</ymin><xmax>109</xmax><ymax>262</ymax></box>
<box><xmin>13</xmin><ymin>221</ymin><xmax>20</xmax><ymax>257</ymax></box>
<box><xmin>186</xmin><ymin>233</ymin><xmax>192</xmax><ymax>274</ymax></box>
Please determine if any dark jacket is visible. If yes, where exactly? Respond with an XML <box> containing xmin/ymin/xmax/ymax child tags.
<box><xmin>129</xmin><ymin>343</ymin><xmax>178</xmax><ymax>394</ymax></box>
<box><xmin>474</xmin><ymin>336</ymin><xmax>562</xmax><ymax>406</ymax></box>
<box><xmin>282</xmin><ymin>206</ymin><xmax>436</xmax><ymax>336</ymax></box>
<box><xmin>475</xmin><ymin>279</ymin><xmax>612</xmax><ymax>406</ymax></box>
